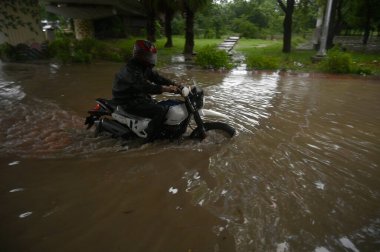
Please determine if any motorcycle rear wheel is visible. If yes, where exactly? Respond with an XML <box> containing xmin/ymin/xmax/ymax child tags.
<box><xmin>190</xmin><ymin>122</ymin><xmax>235</xmax><ymax>141</ymax></box>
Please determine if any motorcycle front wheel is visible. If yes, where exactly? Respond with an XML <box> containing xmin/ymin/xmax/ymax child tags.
<box><xmin>190</xmin><ymin>122</ymin><xmax>235</xmax><ymax>142</ymax></box>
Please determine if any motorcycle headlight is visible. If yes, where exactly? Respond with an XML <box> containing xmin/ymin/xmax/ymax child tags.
<box><xmin>181</xmin><ymin>86</ymin><xmax>190</xmax><ymax>97</ymax></box>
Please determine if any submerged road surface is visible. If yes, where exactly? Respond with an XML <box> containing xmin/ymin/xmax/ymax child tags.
<box><xmin>1</xmin><ymin>61</ymin><xmax>379</xmax><ymax>252</ymax></box>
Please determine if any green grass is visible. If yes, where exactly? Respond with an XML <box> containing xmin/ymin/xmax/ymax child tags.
<box><xmin>101</xmin><ymin>36</ymin><xmax>224</xmax><ymax>67</ymax></box>
<box><xmin>350</xmin><ymin>52</ymin><xmax>380</xmax><ymax>75</ymax></box>
<box><xmin>234</xmin><ymin>38</ymin><xmax>282</xmax><ymax>52</ymax></box>
<box><xmin>103</xmin><ymin>36</ymin><xmax>380</xmax><ymax>75</ymax></box>
<box><xmin>236</xmin><ymin>38</ymin><xmax>316</xmax><ymax>72</ymax></box>
<box><xmin>235</xmin><ymin>38</ymin><xmax>380</xmax><ymax>75</ymax></box>
<box><xmin>43</xmin><ymin>35</ymin><xmax>379</xmax><ymax>75</ymax></box>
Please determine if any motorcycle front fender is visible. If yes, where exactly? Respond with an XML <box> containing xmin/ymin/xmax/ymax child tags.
<box><xmin>198</xmin><ymin>109</ymin><xmax>229</xmax><ymax>119</ymax></box>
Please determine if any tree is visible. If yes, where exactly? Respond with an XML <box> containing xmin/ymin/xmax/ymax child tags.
<box><xmin>141</xmin><ymin>0</ymin><xmax>157</xmax><ymax>42</ymax></box>
<box><xmin>196</xmin><ymin>3</ymin><xmax>231</xmax><ymax>39</ymax></box>
<box><xmin>158</xmin><ymin>0</ymin><xmax>179</xmax><ymax>47</ymax></box>
<box><xmin>181</xmin><ymin>0</ymin><xmax>211</xmax><ymax>56</ymax></box>
<box><xmin>229</xmin><ymin>0</ymin><xmax>283</xmax><ymax>38</ymax></box>
<box><xmin>231</xmin><ymin>15</ymin><xmax>259</xmax><ymax>38</ymax></box>
<box><xmin>357</xmin><ymin>0</ymin><xmax>380</xmax><ymax>44</ymax></box>
<box><xmin>277</xmin><ymin>0</ymin><xmax>295</xmax><ymax>53</ymax></box>
<box><xmin>227</xmin><ymin>0</ymin><xmax>273</xmax><ymax>31</ymax></box>
<box><xmin>323</xmin><ymin>0</ymin><xmax>380</xmax><ymax>48</ymax></box>
<box><xmin>293</xmin><ymin>0</ymin><xmax>319</xmax><ymax>34</ymax></box>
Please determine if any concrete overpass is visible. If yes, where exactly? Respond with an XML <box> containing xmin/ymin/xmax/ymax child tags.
<box><xmin>41</xmin><ymin>0</ymin><xmax>146</xmax><ymax>40</ymax></box>
<box><xmin>0</xmin><ymin>0</ymin><xmax>146</xmax><ymax>46</ymax></box>
<box><xmin>42</xmin><ymin>0</ymin><xmax>145</xmax><ymax>19</ymax></box>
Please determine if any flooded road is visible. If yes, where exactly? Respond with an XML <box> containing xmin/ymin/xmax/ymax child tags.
<box><xmin>0</xmin><ymin>61</ymin><xmax>379</xmax><ymax>252</ymax></box>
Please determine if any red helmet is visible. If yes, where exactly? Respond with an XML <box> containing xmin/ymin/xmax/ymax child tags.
<box><xmin>133</xmin><ymin>40</ymin><xmax>157</xmax><ymax>66</ymax></box>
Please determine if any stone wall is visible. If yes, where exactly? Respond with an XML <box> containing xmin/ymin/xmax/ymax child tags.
<box><xmin>74</xmin><ymin>19</ymin><xmax>94</xmax><ymax>40</ymax></box>
<box><xmin>0</xmin><ymin>0</ymin><xmax>44</xmax><ymax>46</ymax></box>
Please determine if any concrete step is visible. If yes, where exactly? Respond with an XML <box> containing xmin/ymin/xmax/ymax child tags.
<box><xmin>217</xmin><ymin>36</ymin><xmax>240</xmax><ymax>53</ymax></box>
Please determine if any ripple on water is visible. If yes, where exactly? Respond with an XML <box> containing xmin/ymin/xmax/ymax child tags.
<box><xmin>183</xmin><ymin>71</ymin><xmax>380</xmax><ymax>251</ymax></box>
<box><xmin>0</xmin><ymin>88</ymin><xmax>124</xmax><ymax>158</ymax></box>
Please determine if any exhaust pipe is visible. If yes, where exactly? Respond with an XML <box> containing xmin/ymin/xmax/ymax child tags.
<box><xmin>96</xmin><ymin>118</ymin><xmax>131</xmax><ymax>138</ymax></box>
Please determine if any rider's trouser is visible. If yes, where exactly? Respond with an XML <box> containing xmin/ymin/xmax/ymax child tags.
<box><xmin>123</xmin><ymin>102</ymin><xmax>167</xmax><ymax>140</ymax></box>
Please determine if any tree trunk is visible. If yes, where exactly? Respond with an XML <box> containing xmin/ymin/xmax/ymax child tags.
<box><xmin>277</xmin><ymin>0</ymin><xmax>294</xmax><ymax>53</ymax></box>
<box><xmin>282</xmin><ymin>7</ymin><xmax>293</xmax><ymax>52</ymax></box>
<box><xmin>363</xmin><ymin>17</ymin><xmax>371</xmax><ymax>45</ymax></box>
<box><xmin>164</xmin><ymin>9</ymin><xmax>174</xmax><ymax>48</ymax></box>
<box><xmin>184</xmin><ymin>7</ymin><xmax>195</xmax><ymax>56</ymax></box>
<box><xmin>146</xmin><ymin>11</ymin><xmax>156</xmax><ymax>42</ymax></box>
<box><xmin>362</xmin><ymin>0</ymin><xmax>371</xmax><ymax>45</ymax></box>
<box><xmin>283</xmin><ymin>0</ymin><xmax>294</xmax><ymax>53</ymax></box>
<box><xmin>335</xmin><ymin>0</ymin><xmax>345</xmax><ymax>41</ymax></box>
<box><xmin>326</xmin><ymin>0</ymin><xmax>339</xmax><ymax>49</ymax></box>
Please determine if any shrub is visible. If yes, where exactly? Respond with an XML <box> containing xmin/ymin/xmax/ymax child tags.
<box><xmin>48</xmin><ymin>37</ymin><xmax>128</xmax><ymax>63</ymax></box>
<box><xmin>72</xmin><ymin>38</ymin><xmax>98</xmax><ymax>63</ymax></box>
<box><xmin>0</xmin><ymin>42</ymin><xmax>50</xmax><ymax>62</ymax></box>
<box><xmin>353</xmin><ymin>66</ymin><xmax>372</xmax><ymax>75</ymax></box>
<box><xmin>71</xmin><ymin>49</ymin><xmax>92</xmax><ymax>63</ymax></box>
<box><xmin>73</xmin><ymin>38</ymin><xmax>97</xmax><ymax>53</ymax></box>
<box><xmin>172</xmin><ymin>17</ymin><xmax>185</xmax><ymax>35</ymax></box>
<box><xmin>195</xmin><ymin>44</ymin><xmax>232</xmax><ymax>69</ymax></box>
<box><xmin>96</xmin><ymin>45</ymin><xmax>127</xmax><ymax>62</ymax></box>
<box><xmin>319</xmin><ymin>47</ymin><xmax>353</xmax><ymax>73</ymax></box>
<box><xmin>246</xmin><ymin>54</ymin><xmax>280</xmax><ymax>70</ymax></box>
<box><xmin>116</xmin><ymin>44</ymin><xmax>133</xmax><ymax>62</ymax></box>
<box><xmin>0</xmin><ymin>43</ymin><xmax>16</xmax><ymax>61</ymax></box>
<box><xmin>48</xmin><ymin>37</ymin><xmax>72</xmax><ymax>63</ymax></box>
<box><xmin>203</xmin><ymin>29</ymin><xmax>216</xmax><ymax>39</ymax></box>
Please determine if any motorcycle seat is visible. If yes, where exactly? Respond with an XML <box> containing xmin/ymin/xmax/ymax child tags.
<box><xmin>114</xmin><ymin>106</ymin><xmax>149</xmax><ymax>121</ymax></box>
<box><xmin>96</xmin><ymin>98</ymin><xmax>117</xmax><ymax>111</ymax></box>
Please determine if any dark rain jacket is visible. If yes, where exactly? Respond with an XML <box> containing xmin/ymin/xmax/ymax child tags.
<box><xmin>112</xmin><ymin>58</ymin><xmax>174</xmax><ymax>107</ymax></box>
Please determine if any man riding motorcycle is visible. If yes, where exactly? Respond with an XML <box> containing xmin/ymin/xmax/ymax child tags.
<box><xmin>112</xmin><ymin>40</ymin><xmax>179</xmax><ymax>142</ymax></box>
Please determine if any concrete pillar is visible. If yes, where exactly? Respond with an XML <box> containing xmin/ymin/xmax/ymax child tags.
<box><xmin>73</xmin><ymin>19</ymin><xmax>94</xmax><ymax>40</ymax></box>
<box><xmin>45</xmin><ymin>28</ymin><xmax>56</xmax><ymax>42</ymax></box>
<box><xmin>316</xmin><ymin>0</ymin><xmax>334</xmax><ymax>57</ymax></box>
<box><xmin>312</xmin><ymin>7</ymin><xmax>324</xmax><ymax>50</ymax></box>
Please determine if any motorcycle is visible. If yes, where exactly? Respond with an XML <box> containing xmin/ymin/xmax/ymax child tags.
<box><xmin>84</xmin><ymin>85</ymin><xmax>235</xmax><ymax>142</ymax></box>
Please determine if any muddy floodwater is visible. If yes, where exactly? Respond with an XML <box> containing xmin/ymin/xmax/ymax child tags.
<box><xmin>0</xmin><ymin>60</ymin><xmax>379</xmax><ymax>252</ymax></box>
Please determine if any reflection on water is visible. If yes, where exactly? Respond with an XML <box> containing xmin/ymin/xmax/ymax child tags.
<box><xmin>0</xmin><ymin>61</ymin><xmax>380</xmax><ymax>252</ymax></box>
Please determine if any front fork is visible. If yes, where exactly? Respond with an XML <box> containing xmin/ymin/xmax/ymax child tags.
<box><xmin>185</xmin><ymin>97</ymin><xmax>206</xmax><ymax>139</ymax></box>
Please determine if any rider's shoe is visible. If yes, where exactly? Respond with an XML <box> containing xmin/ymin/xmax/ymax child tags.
<box><xmin>143</xmin><ymin>128</ymin><xmax>157</xmax><ymax>144</ymax></box>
